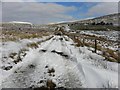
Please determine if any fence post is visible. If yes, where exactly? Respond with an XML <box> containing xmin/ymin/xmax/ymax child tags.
<box><xmin>94</xmin><ymin>39</ymin><xmax>97</xmax><ymax>53</ymax></box>
<box><xmin>83</xmin><ymin>38</ymin><xmax>85</xmax><ymax>46</ymax></box>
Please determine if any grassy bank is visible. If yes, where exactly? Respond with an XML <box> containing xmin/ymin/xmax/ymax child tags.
<box><xmin>70</xmin><ymin>25</ymin><xmax>119</xmax><ymax>31</ymax></box>
<box><xmin>2</xmin><ymin>29</ymin><xmax>54</xmax><ymax>42</ymax></box>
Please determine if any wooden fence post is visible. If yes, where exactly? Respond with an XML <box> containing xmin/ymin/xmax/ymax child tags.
<box><xmin>94</xmin><ymin>39</ymin><xmax>97</xmax><ymax>53</ymax></box>
<box><xmin>83</xmin><ymin>38</ymin><xmax>85</xmax><ymax>46</ymax></box>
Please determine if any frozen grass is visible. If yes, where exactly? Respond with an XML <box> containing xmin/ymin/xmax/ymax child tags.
<box><xmin>102</xmin><ymin>80</ymin><xmax>117</xmax><ymax>88</ymax></box>
<box><xmin>66</xmin><ymin>33</ymin><xmax>119</xmax><ymax>63</ymax></box>
<box><xmin>2</xmin><ymin>29</ymin><xmax>53</xmax><ymax>42</ymax></box>
<box><xmin>46</xmin><ymin>79</ymin><xmax>56</xmax><ymax>88</ymax></box>
<box><xmin>27</xmin><ymin>42</ymin><xmax>39</xmax><ymax>49</ymax></box>
<box><xmin>9</xmin><ymin>52</ymin><xmax>17</xmax><ymax>59</ymax></box>
<box><xmin>8</xmin><ymin>48</ymin><xmax>28</xmax><ymax>64</ymax></box>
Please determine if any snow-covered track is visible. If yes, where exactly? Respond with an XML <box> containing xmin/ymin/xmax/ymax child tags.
<box><xmin>1</xmin><ymin>35</ymin><xmax>118</xmax><ymax>89</ymax></box>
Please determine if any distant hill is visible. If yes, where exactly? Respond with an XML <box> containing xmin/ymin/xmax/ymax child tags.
<box><xmin>57</xmin><ymin>13</ymin><xmax>119</xmax><ymax>26</ymax></box>
<box><xmin>61</xmin><ymin>13</ymin><xmax>120</xmax><ymax>31</ymax></box>
<box><xmin>1</xmin><ymin>13</ymin><xmax>119</xmax><ymax>31</ymax></box>
<box><xmin>9</xmin><ymin>21</ymin><xmax>33</xmax><ymax>25</ymax></box>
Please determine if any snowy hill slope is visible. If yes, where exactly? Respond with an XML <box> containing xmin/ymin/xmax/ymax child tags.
<box><xmin>0</xmin><ymin>35</ymin><xmax>118</xmax><ymax>89</ymax></box>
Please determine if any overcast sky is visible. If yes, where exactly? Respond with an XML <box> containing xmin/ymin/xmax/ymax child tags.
<box><xmin>1</xmin><ymin>1</ymin><xmax>119</xmax><ymax>24</ymax></box>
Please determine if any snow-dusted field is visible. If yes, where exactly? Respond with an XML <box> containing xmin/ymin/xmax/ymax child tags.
<box><xmin>78</xmin><ymin>30</ymin><xmax>119</xmax><ymax>51</ymax></box>
<box><xmin>0</xmin><ymin>35</ymin><xmax>118</xmax><ymax>89</ymax></box>
<box><xmin>80</xmin><ymin>31</ymin><xmax>119</xmax><ymax>42</ymax></box>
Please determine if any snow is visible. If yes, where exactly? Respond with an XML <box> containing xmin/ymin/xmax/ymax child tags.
<box><xmin>79</xmin><ymin>30</ymin><xmax>119</xmax><ymax>51</ymax></box>
<box><xmin>64</xmin><ymin>25</ymin><xmax>70</xmax><ymax>32</ymax></box>
<box><xmin>80</xmin><ymin>30</ymin><xmax>119</xmax><ymax>42</ymax></box>
<box><xmin>0</xmin><ymin>35</ymin><xmax>118</xmax><ymax>89</ymax></box>
<box><xmin>9</xmin><ymin>21</ymin><xmax>32</xmax><ymax>25</ymax></box>
<box><xmin>1</xmin><ymin>36</ymin><xmax>51</xmax><ymax>57</ymax></box>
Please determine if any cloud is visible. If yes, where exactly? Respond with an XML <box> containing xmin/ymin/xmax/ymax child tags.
<box><xmin>0</xmin><ymin>3</ymin><xmax>1</xmax><ymax>22</ymax></box>
<box><xmin>2</xmin><ymin>0</ymin><xmax>37</xmax><ymax>2</ymax></box>
<box><xmin>2</xmin><ymin>0</ymin><xmax>119</xmax><ymax>2</ymax></box>
<box><xmin>86</xmin><ymin>2</ymin><xmax>118</xmax><ymax>17</ymax></box>
<box><xmin>2</xmin><ymin>2</ymin><xmax>76</xmax><ymax>24</ymax></box>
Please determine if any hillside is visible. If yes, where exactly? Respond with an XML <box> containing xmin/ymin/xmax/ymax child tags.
<box><xmin>56</xmin><ymin>13</ymin><xmax>120</xmax><ymax>31</ymax></box>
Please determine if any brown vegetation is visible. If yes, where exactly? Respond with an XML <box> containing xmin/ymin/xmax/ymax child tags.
<box><xmin>46</xmin><ymin>80</ymin><xmax>56</xmax><ymax>89</ymax></box>
<box><xmin>27</xmin><ymin>42</ymin><xmax>39</xmax><ymax>49</ymax></box>
<box><xmin>67</xmin><ymin>33</ymin><xmax>119</xmax><ymax>63</ymax></box>
<box><xmin>2</xmin><ymin>29</ymin><xmax>53</xmax><ymax>42</ymax></box>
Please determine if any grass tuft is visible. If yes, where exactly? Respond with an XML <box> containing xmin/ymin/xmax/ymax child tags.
<box><xmin>46</xmin><ymin>80</ymin><xmax>56</xmax><ymax>89</ymax></box>
<box><xmin>27</xmin><ymin>42</ymin><xmax>39</xmax><ymax>49</ymax></box>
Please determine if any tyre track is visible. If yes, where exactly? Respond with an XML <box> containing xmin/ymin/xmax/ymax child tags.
<box><xmin>2</xmin><ymin>35</ymin><xmax>87</xmax><ymax>88</ymax></box>
<box><xmin>60</xmin><ymin>36</ymin><xmax>87</xmax><ymax>88</ymax></box>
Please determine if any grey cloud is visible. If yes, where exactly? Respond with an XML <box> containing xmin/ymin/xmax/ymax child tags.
<box><xmin>0</xmin><ymin>3</ymin><xmax>2</xmax><ymax>22</ymax></box>
<box><xmin>2</xmin><ymin>0</ymin><xmax>37</xmax><ymax>2</ymax></box>
<box><xmin>2</xmin><ymin>2</ymin><xmax>76</xmax><ymax>24</ymax></box>
<box><xmin>87</xmin><ymin>2</ymin><xmax>118</xmax><ymax>16</ymax></box>
<box><xmin>2</xmin><ymin>0</ymin><xmax>119</xmax><ymax>2</ymax></box>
